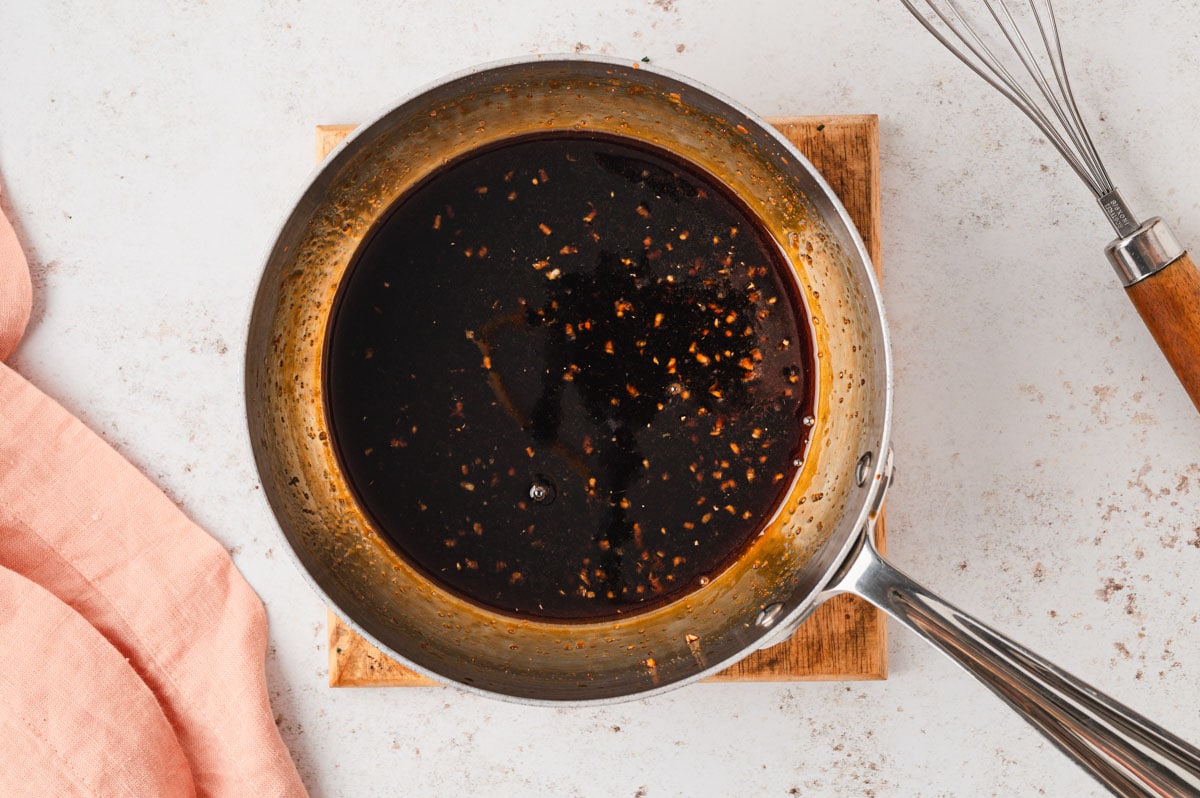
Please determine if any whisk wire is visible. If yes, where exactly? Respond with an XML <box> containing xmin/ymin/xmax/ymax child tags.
<box><xmin>1034</xmin><ymin>0</ymin><xmax>1116</xmax><ymax>190</ymax></box>
<box><xmin>988</xmin><ymin>1</ymin><xmax>1108</xmax><ymax>188</ymax></box>
<box><xmin>993</xmin><ymin>0</ymin><xmax>1111</xmax><ymax>193</ymax></box>
<box><xmin>957</xmin><ymin>0</ymin><xmax>1095</xmax><ymax>179</ymax></box>
<box><xmin>903</xmin><ymin>0</ymin><xmax>1099</xmax><ymax>195</ymax></box>
<box><xmin>900</xmin><ymin>0</ymin><xmax>1119</xmax><ymax>204</ymax></box>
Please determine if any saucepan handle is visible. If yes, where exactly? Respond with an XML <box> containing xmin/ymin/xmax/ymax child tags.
<box><xmin>824</xmin><ymin>529</ymin><xmax>1200</xmax><ymax>798</ymax></box>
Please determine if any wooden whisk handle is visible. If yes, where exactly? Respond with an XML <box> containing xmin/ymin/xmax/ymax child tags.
<box><xmin>1125</xmin><ymin>252</ymin><xmax>1200</xmax><ymax>413</ymax></box>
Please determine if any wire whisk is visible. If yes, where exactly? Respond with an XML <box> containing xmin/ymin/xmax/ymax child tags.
<box><xmin>899</xmin><ymin>3</ymin><xmax>1200</xmax><ymax>432</ymax></box>
<box><xmin>898</xmin><ymin>0</ymin><xmax>1138</xmax><ymax>236</ymax></box>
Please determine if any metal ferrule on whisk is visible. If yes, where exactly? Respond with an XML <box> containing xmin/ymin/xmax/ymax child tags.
<box><xmin>1096</xmin><ymin>189</ymin><xmax>1183</xmax><ymax>286</ymax></box>
<box><xmin>1104</xmin><ymin>215</ymin><xmax>1184</xmax><ymax>287</ymax></box>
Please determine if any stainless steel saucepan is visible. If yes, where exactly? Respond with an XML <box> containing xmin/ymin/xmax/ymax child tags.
<box><xmin>246</xmin><ymin>57</ymin><xmax>1200</xmax><ymax>796</ymax></box>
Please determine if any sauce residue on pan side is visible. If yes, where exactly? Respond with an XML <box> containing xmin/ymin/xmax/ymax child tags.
<box><xmin>323</xmin><ymin>133</ymin><xmax>815</xmax><ymax>621</ymax></box>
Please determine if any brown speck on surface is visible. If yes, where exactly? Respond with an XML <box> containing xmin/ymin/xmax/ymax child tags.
<box><xmin>1017</xmin><ymin>383</ymin><xmax>1044</xmax><ymax>403</ymax></box>
<box><xmin>1097</xmin><ymin>577</ymin><xmax>1125</xmax><ymax>602</ymax></box>
<box><xmin>1128</xmin><ymin>460</ymin><xmax>1155</xmax><ymax>500</ymax></box>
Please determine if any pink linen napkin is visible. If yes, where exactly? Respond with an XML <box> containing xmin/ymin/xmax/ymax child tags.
<box><xmin>0</xmin><ymin>193</ymin><xmax>29</xmax><ymax>360</ymax></box>
<box><xmin>0</xmin><ymin>182</ymin><xmax>307</xmax><ymax>796</ymax></box>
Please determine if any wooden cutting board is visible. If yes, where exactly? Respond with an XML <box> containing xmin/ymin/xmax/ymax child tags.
<box><xmin>316</xmin><ymin>115</ymin><xmax>886</xmax><ymax>686</ymax></box>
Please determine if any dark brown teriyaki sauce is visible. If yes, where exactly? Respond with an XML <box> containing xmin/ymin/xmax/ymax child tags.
<box><xmin>323</xmin><ymin>133</ymin><xmax>815</xmax><ymax>622</ymax></box>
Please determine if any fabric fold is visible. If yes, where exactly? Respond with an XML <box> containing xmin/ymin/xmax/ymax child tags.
<box><xmin>0</xmin><ymin>183</ymin><xmax>32</xmax><ymax>360</ymax></box>
<box><xmin>0</xmin><ymin>173</ymin><xmax>306</xmax><ymax>796</ymax></box>
<box><xmin>0</xmin><ymin>564</ymin><xmax>196</xmax><ymax>797</ymax></box>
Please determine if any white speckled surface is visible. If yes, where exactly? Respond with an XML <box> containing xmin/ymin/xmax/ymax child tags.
<box><xmin>3</xmin><ymin>1</ymin><xmax>1199</xmax><ymax>795</ymax></box>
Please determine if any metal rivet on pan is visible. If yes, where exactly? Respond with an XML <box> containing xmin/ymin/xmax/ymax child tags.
<box><xmin>855</xmin><ymin>451</ymin><xmax>873</xmax><ymax>487</ymax></box>
<box><xmin>755</xmin><ymin>603</ymin><xmax>785</xmax><ymax>628</ymax></box>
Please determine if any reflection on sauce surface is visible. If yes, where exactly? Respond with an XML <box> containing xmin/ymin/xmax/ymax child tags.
<box><xmin>324</xmin><ymin>134</ymin><xmax>814</xmax><ymax>621</ymax></box>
